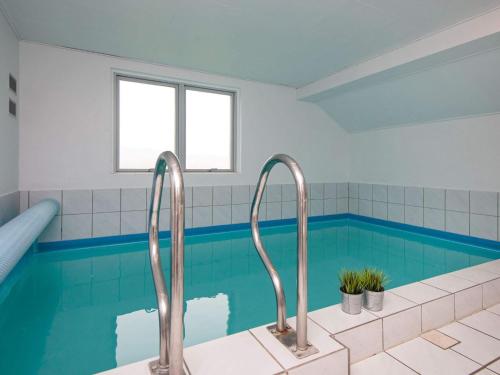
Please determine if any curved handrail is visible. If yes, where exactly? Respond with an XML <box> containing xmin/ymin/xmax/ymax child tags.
<box><xmin>148</xmin><ymin>151</ymin><xmax>185</xmax><ymax>375</ymax></box>
<box><xmin>250</xmin><ymin>154</ymin><xmax>309</xmax><ymax>352</ymax></box>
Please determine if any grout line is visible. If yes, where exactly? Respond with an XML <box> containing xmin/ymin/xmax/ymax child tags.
<box><xmin>247</xmin><ymin>330</ymin><xmax>285</xmax><ymax>371</ymax></box>
<box><xmin>384</xmin><ymin>351</ymin><xmax>420</xmax><ymax>374</ymax></box>
<box><xmin>456</xmin><ymin>318</ymin><xmax>500</xmax><ymax>341</ymax></box>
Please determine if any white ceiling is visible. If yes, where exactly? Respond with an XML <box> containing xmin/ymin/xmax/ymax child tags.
<box><xmin>2</xmin><ymin>0</ymin><xmax>500</xmax><ymax>87</ymax></box>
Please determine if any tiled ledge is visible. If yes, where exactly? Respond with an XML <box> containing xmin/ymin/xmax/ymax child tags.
<box><xmin>99</xmin><ymin>259</ymin><xmax>500</xmax><ymax>374</ymax></box>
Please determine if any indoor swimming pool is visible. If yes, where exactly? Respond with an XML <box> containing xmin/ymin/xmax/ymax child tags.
<box><xmin>1</xmin><ymin>217</ymin><xmax>499</xmax><ymax>375</ymax></box>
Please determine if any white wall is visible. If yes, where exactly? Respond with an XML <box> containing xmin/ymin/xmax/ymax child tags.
<box><xmin>350</xmin><ymin>114</ymin><xmax>500</xmax><ymax>191</ymax></box>
<box><xmin>19</xmin><ymin>42</ymin><xmax>350</xmax><ymax>190</ymax></box>
<box><xmin>0</xmin><ymin>10</ymin><xmax>18</xmax><ymax>195</ymax></box>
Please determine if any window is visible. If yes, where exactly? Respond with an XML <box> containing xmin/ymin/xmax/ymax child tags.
<box><xmin>116</xmin><ymin>75</ymin><xmax>236</xmax><ymax>172</ymax></box>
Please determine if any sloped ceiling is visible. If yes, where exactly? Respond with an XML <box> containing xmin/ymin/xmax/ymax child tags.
<box><xmin>316</xmin><ymin>37</ymin><xmax>500</xmax><ymax>132</ymax></box>
<box><xmin>1</xmin><ymin>0</ymin><xmax>500</xmax><ymax>87</ymax></box>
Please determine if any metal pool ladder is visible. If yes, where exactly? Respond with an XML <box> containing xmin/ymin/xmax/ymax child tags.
<box><xmin>251</xmin><ymin>154</ymin><xmax>318</xmax><ymax>359</ymax></box>
<box><xmin>148</xmin><ymin>151</ymin><xmax>185</xmax><ymax>375</ymax></box>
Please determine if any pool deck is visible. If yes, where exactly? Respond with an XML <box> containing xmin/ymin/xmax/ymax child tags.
<box><xmin>99</xmin><ymin>259</ymin><xmax>500</xmax><ymax>375</ymax></box>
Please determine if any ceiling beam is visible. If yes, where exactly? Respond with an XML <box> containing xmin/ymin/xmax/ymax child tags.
<box><xmin>297</xmin><ymin>7</ymin><xmax>500</xmax><ymax>102</ymax></box>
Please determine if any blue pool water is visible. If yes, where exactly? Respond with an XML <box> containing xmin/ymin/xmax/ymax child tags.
<box><xmin>0</xmin><ymin>218</ymin><xmax>499</xmax><ymax>374</ymax></box>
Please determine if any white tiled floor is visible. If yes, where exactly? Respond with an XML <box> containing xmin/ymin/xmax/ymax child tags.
<box><xmin>352</xmin><ymin>304</ymin><xmax>500</xmax><ymax>375</ymax></box>
<box><xmin>459</xmin><ymin>310</ymin><xmax>500</xmax><ymax>339</ymax></box>
<box><xmin>386</xmin><ymin>337</ymin><xmax>481</xmax><ymax>374</ymax></box>
<box><xmin>350</xmin><ymin>352</ymin><xmax>417</xmax><ymax>374</ymax></box>
<box><xmin>184</xmin><ymin>331</ymin><xmax>284</xmax><ymax>375</ymax></box>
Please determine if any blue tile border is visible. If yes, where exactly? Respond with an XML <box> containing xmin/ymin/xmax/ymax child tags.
<box><xmin>37</xmin><ymin>213</ymin><xmax>500</xmax><ymax>252</ymax></box>
<box><xmin>349</xmin><ymin>214</ymin><xmax>500</xmax><ymax>251</ymax></box>
<box><xmin>37</xmin><ymin>214</ymin><xmax>349</xmax><ymax>251</ymax></box>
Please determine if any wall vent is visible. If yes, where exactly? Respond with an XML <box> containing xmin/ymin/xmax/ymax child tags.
<box><xmin>9</xmin><ymin>99</ymin><xmax>16</xmax><ymax>117</ymax></box>
<box><xmin>9</xmin><ymin>74</ymin><xmax>17</xmax><ymax>94</ymax></box>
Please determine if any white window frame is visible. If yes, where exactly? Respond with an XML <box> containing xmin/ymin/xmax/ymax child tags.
<box><xmin>114</xmin><ymin>74</ymin><xmax>237</xmax><ymax>173</ymax></box>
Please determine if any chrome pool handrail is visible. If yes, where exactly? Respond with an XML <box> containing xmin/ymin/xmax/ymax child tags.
<box><xmin>250</xmin><ymin>154</ymin><xmax>317</xmax><ymax>358</ymax></box>
<box><xmin>148</xmin><ymin>151</ymin><xmax>185</xmax><ymax>375</ymax></box>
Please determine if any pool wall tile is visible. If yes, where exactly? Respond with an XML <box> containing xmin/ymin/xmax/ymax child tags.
<box><xmin>349</xmin><ymin>198</ymin><xmax>359</xmax><ymax>214</ymax></box>
<box><xmin>282</xmin><ymin>184</ymin><xmax>296</xmax><ymax>201</ymax></box>
<box><xmin>359</xmin><ymin>183</ymin><xmax>373</xmax><ymax>200</ymax></box>
<box><xmin>62</xmin><ymin>213</ymin><xmax>92</xmax><ymax>240</ymax></box>
<box><xmin>373</xmin><ymin>201</ymin><xmax>388</xmax><ymax>220</ymax></box>
<box><xmin>193</xmin><ymin>206</ymin><xmax>212</xmax><ymax>227</ymax></box>
<box><xmin>120</xmin><ymin>188</ymin><xmax>146</xmax><ymax>211</ymax></box>
<box><xmin>337</xmin><ymin>183</ymin><xmax>348</xmax><ymax>198</ymax></box>
<box><xmin>92</xmin><ymin>212</ymin><xmax>120</xmax><ymax>238</ymax></box>
<box><xmin>405</xmin><ymin>206</ymin><xmax>423</xmax><ymax>227</ymax></box>
<box><xmin>231</xmin><ymin>185</ymin><xmax>250</xmax><ymax>204</ymax></box>
<box><xmin>324</xmin><ymin>199</ymin><xmax>336</xmax><ymax>215</ymax></box>
<box><xmin>424</xmin><ymin>208</ymin><xmax>445</xmax><ymax>231</ymax></box>
<box><xmin>349</xmin><ymin>183</ymin><xmax>359</xmax><ymax>199</ymax></box>
<box><xmin>446</xmin><ymin>189</ymin><xmax>469</xmax><ymax>212</ymax></box>
<box><xmin>470</xmin><ymin>214</ymin><xmax>498</xmax><ymax>241</ymax></box>
<box><xmin>373</xmin><ymin>184</ymin><xmax>388</xmax><ymax>202</ymax></box>
<box><xmin>359</xmin><ymin>199</ymin><xmax>372</xmax><ymax>217</ymax></box>
<box><xmin>470</xmin><ymin>191</ymin><xmax>498</xmax><ymax>216</ymax></box>
<box><xmin>424</xmin><ymin>188</ymin><xmax>445</xmax><ymax>209</ymax></box>
<box><xmin>337</xmin><ymin>198</ymin><xmax>348</xmax><ymax>213</ymax></box>
<box><xmin>63</xmin><ymin>189</ymin><xmax>92</xmax><ymax>215</ymax></box>
<box><xmin>29</xmin><ymin>183</ymin><xmax>500</xmax><ymax>244</ymax></box>
<box><xmin>266</xmin><ymin>184</ymin><xmax>282</xmax><ymax>202</ymax></box>
<box><xmin>213</xmin><ymin>205</ymin><xmax>231</xmax><ymax>225</ymax></box>
<box><xmin>213</xmin><ymin>186</ymin><xmax>231</xmax><ymax>206</ymax></box>
<box><xmin>388</xmin><ymin>203</ymin><xmax>404</xmax><ymax>223</ymax></box>
<box><xmin>93</xmin><ymin>189</ymin><xmax>121</xmax><ymax>213</ymax></box>
<box><xmin>120</xmin><ymin>210</ymin><xmax>146</xmax><ymax>234</ymax></box>
<box><xmin>193</xmin><ymin>186</ymin><xmax>213</xmax><ymax>207</ymax></box>
<box><xmin>324</xmin><ymin>183</ymin><xmax>337</xmax><ymax>199</ymax></box>
<box><xmin>388</xmin><ymin>185</ymin><xmax>404</xmax><ymax>204</ymax></box>
<box><xmin>310</xmin><ymin>183</ymin><xmax>324</xmax><ymax>200</ymax></box>
<box><xmin>266</xmin><ymin>201</ymin><xmax>282</xmax><ymax>220</ymax></box>
<box><xmin>446</xmin><ymin>210</ymin><xmax>470</xmax><ymax>235</ymax></box>
<box><xmin>405</xmin><ymin>187</ymin><xmax>424</xmax><ymax>207</ymax></box>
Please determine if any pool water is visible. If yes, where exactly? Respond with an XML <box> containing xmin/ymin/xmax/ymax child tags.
<box><xmin>1</xmin><ymin>218</ymin><xmax>499</xmax><ymax>374</ymax></box>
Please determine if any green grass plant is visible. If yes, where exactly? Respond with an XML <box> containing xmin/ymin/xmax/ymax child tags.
<box><xmin>339</xmin><ymin>269</ymin><xmax>364</xmax><ymax>294</ymax></box>
<box><xmin>361</xmin><ymin>268</ymin><xmax>388</xmax><ymax>292</ymax></box>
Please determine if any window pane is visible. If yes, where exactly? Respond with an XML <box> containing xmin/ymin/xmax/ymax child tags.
<box><xmin>185</xmin><ymin>89</ymin><xmax>233</xmax><ymax>170</ymax></box>
<box><xmin>118</xmin><ymin>79</ymin><xmax>176</xmax><ymax>170</ymax></box>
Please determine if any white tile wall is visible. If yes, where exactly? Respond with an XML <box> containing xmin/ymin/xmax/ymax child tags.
<box><xmin>446</xmin><ymin>189</ymin><xmax>469</xmax><ymax>212</ymax></box>
<box><xmin>28</xmin><ymin>182</ymin><xmax>500</xmax><ymax>243</ymax></box>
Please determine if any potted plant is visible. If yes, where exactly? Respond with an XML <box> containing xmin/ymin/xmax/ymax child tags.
<box><xmin>339</xmin><ymin>269</ymin><xmax>364</xmax><ymax>314</ymax></box>
<box><xmin>361</xmin><ymin>268</ymin><xmax>388</xmax><ymax>312</ymax></box>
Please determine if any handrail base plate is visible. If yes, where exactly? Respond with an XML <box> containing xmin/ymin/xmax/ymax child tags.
<box><xmin>267</xmin><ymin>324</ymin><xmax>319</xmax><ymax>359</ymax></box>
<box><xmin>149</xmin><ymin>359</ymin><xmax>185</xmax><ymax>375</ymax></box>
